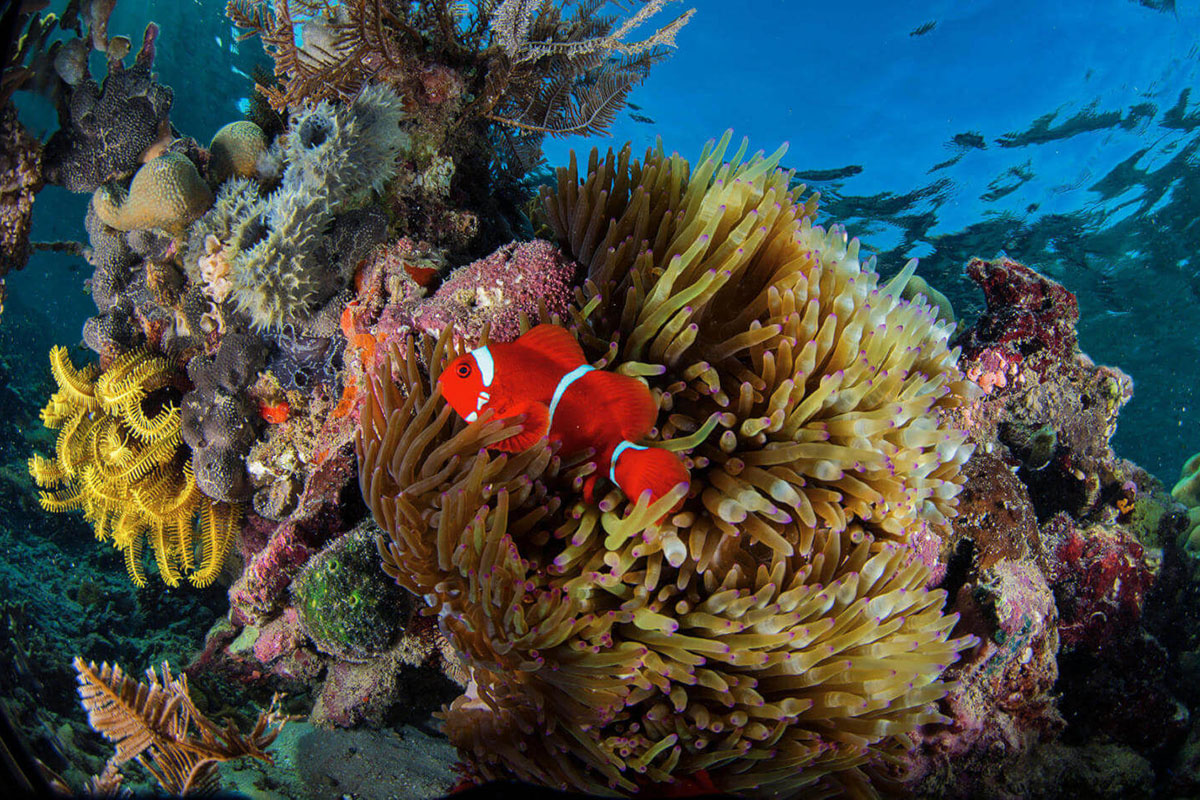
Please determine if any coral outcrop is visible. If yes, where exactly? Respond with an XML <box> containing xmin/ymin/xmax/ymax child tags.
<box><xmin>900</xmin><ymin>254</ymin><xmax>1197</xmax><ymax>798</ymax></box>
<box><xmin>29</xmin><ymin>347</ymin><xmax>240</xmax><ymax>587</ymax></box>
<box><xmin>185</xmin><ymin>85</ymin><xmax>404</xmax><ymax>332</ymax></box>
<box><xmin>953</xmin><ymin>256</ymin><xmax>1133</xmax><ymax>522</ymax></box>
<box><xmin>410</xmin><ymin>239</ymin><xmax>575</xmax><ymax>343</ymax></box>
<box><xmin>360</xmin><ymin>134</ymin><xmax>977</xmax><ymax>795</ymax></box>
<box><xmin>0</xmin><ymin>104</ymin><xmax>43</xmax><ymax>278</ymax></box>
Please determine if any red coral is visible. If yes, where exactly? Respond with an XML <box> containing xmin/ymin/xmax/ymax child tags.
<box><xmin>958</xmin><ymin>256</ymin><xmax>1079</xmax><ymax>374</ymax></box>
<box><xmin>1048</xmin><ymin>513</ymin><xmax>1155</xmax><ymax>650</ymax></box>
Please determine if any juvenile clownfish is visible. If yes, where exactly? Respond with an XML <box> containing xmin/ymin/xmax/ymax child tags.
<box><xmin>438</xmin><ymin>324</ymin><xmax>690</xmax><ymax>507</ymax></box>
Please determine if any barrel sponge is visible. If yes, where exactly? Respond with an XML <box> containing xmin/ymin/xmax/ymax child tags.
<box><xmin>283</xmin><ymin>83</ymin><xmax>407</xmax><ymax>206</ymax></box>
<box><xmin>208</xmin><ymin>121</ymin><xmax>269</xmax><ymax>185</ymax></box>
<box><xmin>183</xmin><ymin>178</ymin><xmax>264</xmax><ymax>283</ymax></box>
<box><xmin>226</xmin><ymin>182</ymin><xmax>331</xmax><ymax>331</ymax></box>
<box><xmin>92</xmin><ymin>153</ymin><xmax>214</xmax><ymax>233</ymax></box>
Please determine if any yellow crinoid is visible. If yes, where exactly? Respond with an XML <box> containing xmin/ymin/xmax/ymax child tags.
<box><xmin>29</xmin><ymin>346</ymin><xmax>240</xmax><ymax>588</ymax></box>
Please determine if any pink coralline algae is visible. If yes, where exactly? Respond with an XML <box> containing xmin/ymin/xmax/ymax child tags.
<box><xmin>252</xmin><ymin>607</ymin><xmax>305</xmax><ymax>665</ymax></box>
<box><xmin>229</xmin><ymin>512</ymin><xmax>343</xmax><ymax>625</ymax></box>
<box><xmin>958</xmin><ymin>255</ymin><xmax>1080</xmax><ymax>373</ymax></box>
<box><xmin>412</xmin><ymin>239</ymin><xmax>576</xmax><ymax>343</ymax></box>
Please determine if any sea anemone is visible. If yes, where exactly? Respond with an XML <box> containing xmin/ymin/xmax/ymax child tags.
<box><xmin>359</xmin><ymin>133</ymin><xmax>976</xmax><ymax>796</ymax></box>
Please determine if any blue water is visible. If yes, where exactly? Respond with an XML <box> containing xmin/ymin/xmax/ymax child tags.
<box><xmin>543</xmin><ymin>0</ymin><xmax>1200</xmax><ymax>483</ymax></box>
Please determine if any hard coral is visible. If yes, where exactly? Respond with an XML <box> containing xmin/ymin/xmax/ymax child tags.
<box><xmin>908</xmin><ymin>558</ymin><xmax>1062</xmax><ymax>797</ymax></box>
<box><xmin>29</xmin><ymin>347</ymin><xmax>240</xmax><ymax>587</ymax></box>
<box><xmin>208</xmin><ymin>120</ymin><xmax>269</xmax><ymax>185</ymax></box>
<box><xmin>360</xmin><ymin>134</ymin><xmax>977</xmax><ymax>796</ymax></box>
<box><xmin>92</xmin><ymin>152</ymin><xmax>213</xmax><ymax>233</ymax></box>
<box><xmin>1173</xmin><ymin>452</ymin><xmax>1200</xmax><ymax>549</ymax></box>
<box><xmin>412</xmin><ymin>239</ymin><xmax>575</xmax><ymax>343</ymax></box>
<box><xmin>42</xmin><ymin>23</ymin><xmax>173</xmax><ymax>193</ymax></box>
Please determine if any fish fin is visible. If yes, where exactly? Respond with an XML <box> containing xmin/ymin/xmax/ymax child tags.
<box><xmin>584</xmin><ymin>370</ymin><xmax>658</xmax><ymax>439</ymax></box>
<box><xmin>492</xmin><ymin>401</ymin><xmax>550</xmax><ymax>453</ymax></box>
<box><xmin>614</xmin><ymin>445</ymin><xmax>690</xmax><ymax>509</ymax></box>
<box><xmin>516</xmin><ymin>324</ymin><xmax>586</xmax><ymax>370</ymax></box>
<box><xmin>581</xmin><ymin>474</ymin><xmax>598</xmax><ymax>504</ymax></box>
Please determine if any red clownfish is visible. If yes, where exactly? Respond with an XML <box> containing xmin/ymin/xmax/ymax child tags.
<box><xmin>438</xmin><ymin>324</ymin><xmax>689</xmax><ymax>507</ymax></box>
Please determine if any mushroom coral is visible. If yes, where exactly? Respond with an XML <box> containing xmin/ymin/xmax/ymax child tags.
<box><xmin>358</xmin><ymin>133</ymin><xmax>977</xmax><ymax>797</ymax></box>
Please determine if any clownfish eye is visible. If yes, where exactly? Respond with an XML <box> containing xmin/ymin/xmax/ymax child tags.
<box><xmin>456</xmin><ymin>363</ymin><xmax>472</xmax><ymax>378</ymax></box>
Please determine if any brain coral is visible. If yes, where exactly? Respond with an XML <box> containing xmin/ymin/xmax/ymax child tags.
<box><xmin>208</xmin><ymin>120</ymin><xmax>269</xmax><ymax>185</ymax></box>
<box><xmin>359</xmin><ymin>134</ymin><xmax>977</xmax><ymax>796</ymax></box>
<box><xmin>92</xmin><ymin>152</ymin><xmax>213</xmax><ymax>233</ymax></box>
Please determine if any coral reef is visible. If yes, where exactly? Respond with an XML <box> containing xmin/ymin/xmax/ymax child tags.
<box><xmin>182</xmin><ymin>334</ymin><xmax>268</xmax><ymax>503</ymax></box>
<box><xmin>29</xmin><ymin>346</ymin><xmax>240</xmax><ymax>588</ymax></box>
<box><xmin>225</xmin><ymin>0</ymin><xmax>692</xmax><ymax>257</ymax></box>
<box><xmin>91</xmin><ymin>152</ymin><xmax>213</xmax><ymax>233</ymax></box>
<box><xmin>186</xmin><ymin>85</ymin><xmax>403</xmax><ymax>332</ymax></box>
<box><xmin>360</xmin><ymin>134</ymin><xmax>977</xmax><ymax>795</ymax></box>
<box><xmin>953</xmin><ymin>256</ymin><xmax>1133</xmax><ymax>523</ymax></box>
<box><xmin>893</xmin><ymin>253</ymin><xmax>1200</xmax><ymax>798</ymax></box>
<box><xmin>42</xmin><ymin>23</ymin><xmax>173</xmax><ymax>193</ymax></box>
<box><xmin>228</xmin><ymin>0</ymin><xmax>690</xmax><ymax>141</ymax></box>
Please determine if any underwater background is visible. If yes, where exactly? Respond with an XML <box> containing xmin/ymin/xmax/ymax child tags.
<box><xmin>4</xmin><ymin>0</ymin><xmax>1200</xmax><ymax>797</ymax></box>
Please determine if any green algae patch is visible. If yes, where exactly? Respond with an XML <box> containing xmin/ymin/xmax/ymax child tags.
<box><xmin>292</xmin><ymin>522</ymin><xmax>408</xmax><ymax>662</ymax></box>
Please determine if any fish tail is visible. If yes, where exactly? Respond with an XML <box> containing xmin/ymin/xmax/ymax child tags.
<box><xmin>610</xmin><ymin>441</ymin><xmax>690</xmax><ymax>507</ymax></box>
